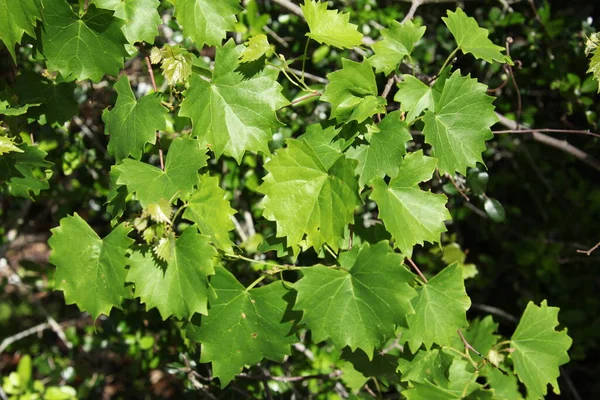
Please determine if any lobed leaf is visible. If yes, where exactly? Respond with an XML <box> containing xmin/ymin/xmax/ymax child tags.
<box><xmin>369</xmin><ymin>20</ymin><xmax>426</xmax><ymax>75</ymax></box>
<box><xmin>301</xmin><ymin>0</ymin><xmax>363</xmax><ymax>49</ymax></box>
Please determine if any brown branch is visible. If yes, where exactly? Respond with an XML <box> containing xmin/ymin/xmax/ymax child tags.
<box><xmin>272</xmin><ymin>0</ymin><xmax>303</xmax><ymax>17</ymax></box>
<box><xmin>144</xmin><ymin>54</ymin><xmax>164</xmax><ymax>171</ymax></box>
<box><xmin>577</xmin><ymin>241</ymin><xmax>600</xmax><ymax>256</ymax></box>
<box><xmin>503</xmin><ymin>38</ymin><xmax>522</xmax><ymax>126</ymax></box>
<box><xmin>494</xmin><ymin>128</ymin><xmax>600</xmax><ymax>139</ymax></box>
<box><xmin>457</xmin><ymin>328</ymin><xmax>483</xmax><ymax>358</ymax></box>
<box><xmin>0</xmin><ymin>319</ymin><xmax>80</xmax><ymax>354</ymax></box>
<box><xmin>402</xmin><ymin>0</ymin><xmax>423</xmax><ymax>22</ymax></box>
<box><xmin>238</xmin><ymin>370</ymin><xmax>342</xmax><ymax>383</ymax></box>
<box><xmin>495</xmin><ymin>113</ymin><xmax>600</xmax><ymax>172</ymax></box>
<box><xmin>406</xmin><ymin>257</ymin><xmax>428</xmax><ymax>283</ymax></box>
<box><xmin>447</xmin><ymin>174</ymin><xmax>470</xmax><ymax>202</ymax></box>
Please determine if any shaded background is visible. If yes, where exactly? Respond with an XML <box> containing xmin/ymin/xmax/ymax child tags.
<box><xmin>1</xmin><ymin>0</ymin><xmax>599</xmax><ymax>398</ymax></box>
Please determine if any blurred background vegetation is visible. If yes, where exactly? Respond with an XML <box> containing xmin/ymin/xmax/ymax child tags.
<box><xmin>1</xmin><ymin>0</ymin><xmax>599</xmax><ymax>398</ymax></box>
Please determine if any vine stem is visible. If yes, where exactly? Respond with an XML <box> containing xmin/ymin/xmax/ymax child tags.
<box><xmin>144</xmin><ymin>54</ymin><xmax>164</xmax><ymax>171</ymax></box>
<box><xmin>288</xmin><ymin>91</ymin><xmax>322</xmax><ymax>107</ymax></box>
<box><xmin>577</xmin><ymin>241</ymin><xmax>600</xmax><ymax>255</ymax></box>
<box><xmin>301</xmin><ymin>37</ymin><xmax>311</xmax><ymax>83</ymax></box>
<box><xmin>447</xmin><ymin>173</ymin><xmax>470</xmax><ymax>202</ymax></box>
<box><xmin>457</xmin><ymin>328</ymin><xmax>483</xmax><ymax>358</ymax></box>
<box><xmin>494</xmin><ymin>128</ymin><xmax>600</xmax><ymax>139</ymax></box>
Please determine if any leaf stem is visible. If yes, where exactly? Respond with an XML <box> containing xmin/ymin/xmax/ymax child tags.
<box><xmin>406</xmin><ymin>257</ymin><xmax>427</xmax><ymax>283</ymax></box>
<box><xmin>246</xmin><ymin>274</ymin><xmax>268</xmax><ymax>290</ymax></box>
<box><xmin>144</xmin><ymin>53</ymin><xmax>164</xmax><ymax>170</ymax></box>
<box><xmin>301</xmin><ymin>37</ymin><xmax>311</xmax><ymax>83</ymax></box>
<box><xmin>438</xmin><ymin>47</ymin><xmax>458</xmax><ymax>76</ymax></box>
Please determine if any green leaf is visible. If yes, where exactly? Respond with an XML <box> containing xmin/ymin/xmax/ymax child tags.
<box><xmin>371</xmin><ymin>150</ymin><xmax>450</xmax><ymax>257</ymax></box>
<box><xmin>443</xmin><ymin>8</ymin><xmax>511</xmax><ymax>64</ymax></box>
<box><xmin>48</xmin><ymin>214</ymin><xmax>134</xmax><ymax>320</ymax></box>
<box><xmin>102</xmin><ymin>75</ymin><xmax>167</xmax><ymax>161</ymax></box>
<box><xmin>346</xmin><ymin>111</ymin><xmax>411</xmax><ymax>186</ymax></box>
<box><xmin>40</xmin><ymin>0</ymin><xmax>128</xmax><ymax>82</ymax></box>
<box><xmin>451</xmin><ymin>316</ymin><xmax>499</xmax><ymax>362</ymax></box>
<box><xmin>13</xmin><ymin>71</ymin><xmax>78</xmax><ymax>125</ymax></box>
<box><xmin>403</xmin><ymin>264</ymin><xmax>471</xmax><ymax>352</ymax></box>
<box><xmin>0</xmin><ymin>0</ymin><xmax>41</xmax><ymax>60</ymax></box>
<box><xmin>293</xmin><ymin>242</ymin><xmax>417</xmax><ymax>355</ymax></box>
<box><xmin>182</xmin><ymin>174</ymin><xmax>236</xmax><ymax>253</ymax></box>
<box><xmin>240</xmin><ymin>34</ymin><xmax>273</xmax><ymax>63</ymax></box>
<box><xmin>369</xmin><ymin>20</ymin><xmax>426</xmax><ymax>75</ymax></box>
<box><xmin>422</xmin><ymin>70</ymin><xmax>497</xmax><ymax>175</ymax></box>
<box><xmin>322</xmin><ymin>59</ymin><xmax>386</xmax><ymax>123</ymax></box>
<box><xmin>483</xmin><ymin>366</ymin><xmax>524</xmax><ymax>400</ymax></box>
<box><xmin>187</xmin><ymin>266</ymin><xmax>296</xmax><ymax>387</ymax></box>
<box><xmin>301</xmin><ymin>0</ymin><xmax>363</xmax><ymax>49</ymax></box>
<box><xmin>394</xmin><ymin>75</ymin><xmax>434</xmax><ymax>123</ymax></box>
<box><xmin>484</xmin><ymin>198</ymin><xmax>505</xmax><ymax>222</ymax></box>
<box><xmin>127</xmin><ymin>227</ymin><xmax>216</xmax><ymax>320</ymax></box>
<box><xmin>587</xmin><ymin>46</ymin><xmax>600</xmax><ymax>92</ymax></box>
<box><xmin>0</xmin><ymin>136</ymin><xmax>24</xmax><ymax>154</ymax></box>
<box><xmin>0</xmin><ymin>100</ymin><xmax>41</xmax><ymax>116</ymax></box>
<box><xmin>341</xmin><ymin>349</ymin><xmax>400</xmax><ymax>392</ymax></box>
<box><xmin>174</xmin><ymin>0</ymin><xmax>241</xmax><ymax>48</ymax></box>
<box><xmin>0</xmin><ymin>143</ymin><xmax>53</xmax><ymax>199</ymax></box>
<box><xmin>403</xmin><ymin>359</ymin><xmax>485</xmax><ymax>399</ymax></box>
<box><xmin>297</xmin><ymin>123</ymin><xmax>346</xmax><ymax>170</ymax></box>
<box><xmin>150</xmin><ymin>45</ymin><xmax>194</xmax><ymax>85</ymax></box>
<box><xmin>398</xmin><ymin>348</ymin><xmax>454</xmax><ymax>385</ymax></box>
<box><xmin>258</xmin><ymin>139</ymin><xmax>360</xmax><ymax>254</ymax></box>
<box><xmin>179</xmin><ymin>40</ymin><xmax>288</xmax><ymax>163</ymax></box>
<box><xmin>94</xmin><ymin>0</ymin><xmax>161</xmax><ymax>44</ymax></box>
<box><xmin>510</xmin><ymin>300</ymin><xmax>572</xmax><ymax>399</ymax></box>
<box><xmin>114</xmin><ymin>137</ymin><xmax>208</xmax><ymax>208</ymax></box>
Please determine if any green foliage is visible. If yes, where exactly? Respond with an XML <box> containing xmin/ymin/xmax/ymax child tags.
<box><xmin>510</xmin><ymin>300</ymin><xmax>573</xmax><ymax>399</ymax></box>
<box><xmin>40</xmin><ymin>0</ymin><xmax>128</xmax><ymax>82</ymax></box>
<box><xmin>301</xmin><ymin>0</ymin><xmax>363</xmax><ymax>49</ymax></box>
<box><xmin>102</xmin><ymin>75</ymin><xmax>167</xmax><ymax>161</ymax></box>
<box><xmin>1</xmin><ymin>0</ymin><xmax>583</xmax><ymax>397</ymax></box>
<box><xmin>48</xmin><ymin>214</ymin><xmax>134</xmax><ymax>320</ymax></box>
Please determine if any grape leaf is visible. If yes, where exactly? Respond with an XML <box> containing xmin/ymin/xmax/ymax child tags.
<box><xmin>48</xmin><ymin>214</ymin><xmax>133</xmax><ymax>320</ymax></box>
<box><xmin>182</xmin><ymin>174</ymin><xmax>236</xmax><ymax>253</ymax></box>
<box><xmin>422</xmin><ymin>70</ymin><xmax>497</xmax><ymax>175</ymax></box>
<box><xmin>94</xmin><ymin>0</ymin><xmax>161</xmax><ymax>44</ymax></box>
<box><xmin>369</xmin><ymin>20</ymin><xmax>426</xmax><ymax>75</ymax></box>
<box><xmin>258</xmin><ymin>139</ymin><xmax>360</xmax><ymax>254</ymax></box>
<box><xmin>297</xmin><ymin>122</ymin><xmax>355</xmax><ymax>169</ymax></box>
<box><xmin>179</xmin><ymin>40</ymin><xmax>287</xmax><ymax>163</ymax></box>
<box><xmin>0</xmin><ymin>144</ymin><xmax>53</xmax><ymax>199</ymax></box>
<box><xmin>126</xmin><ymin>227</ymin><xmax>216</xmax><ymax>320</ymax></box>
<box><xmin>483</xmin><ymin>366</ymin><xmax>523</xmax><ymax>400</ymax></box>
<box><xmin>341</xmin><ymin>349</ymin><xmax>400</xmax><ymax>392</ymax></box>
<box><xmin>301</xmin><ymin>0</ymin><xmax>363</xmax><ymax>49</ymax></box>
<box><xmin>346</xmin><ymin>111</ymin><xmax>411</xmax><ymax>186</ymax></box>
<box><xmin>394</xmin><ymin>75</ymin><xmax>433</xmax><ymax>123</ymax></box>
<box><xmin>150</xmin><ymin>45</ymin><xmax>194</xmax><ymax>85</ymax></box>
<box><xmin>187</xmin><ymin>266</ymin><xmax>296</xmax><ymax>387</ymax></box>
<box><xmin>371</xmin><ymin>150</ymin><xmax>450</xmax><ymax>257</ymax></box>
<box><xmin>322</xmin><ymin>59</ymin><xmax>386</xmax><ymax>123</ymax></box>
<box><xmin>403</xmin><ymin>359</ymin><xmax>486</xmax><ymax>399</ymax></box>
<box><xmin>174</xmin><ymin>0</ymin><xmax>241</xmax><ymax>48</ymax></box>
<box><xmin>114</xmin><ymin>137</ymin><xmax>208</xmax><ymax>208</ymax></box>
<box><xmin>0</xmin><ymin>101</ymin><xmax>40</xmax><ymax>116</ymax></box>
<box><xmin>398</xmin><ymin>348</ymin><xmax>454</xmax><ymax>385</ymax></box>
<box><xmin>13</xmin><ymin>71</ymin><xmax>78</xmax><ymax>125</ymax></box>
<box><xmin>0</xmin><ymin>0</ymin><xmax>41</xmax><ymax>61</ymax></box>
<box><xmin>0</xmin><ymin>136</ymin><xmax>24</xmax><ymax>154</ymax></box>
<box><xmin>293</xmin><ymin>242</ymin><xmax>417</xmax><ymax>356</ymax></box>
<box><xmin>403</xmin><ymin>264</ymin><xmax>471</xmax><ymax>352</ymax></box>
<box><xmin>443</xmin><ymin>8</ymin><xmax>511</xmax><ymax>64</ymax></box>
<box><xmin>102</xmin><ymin>75</ymin><xmax>167</xmax><ymax>161</ymax></box>
<box><xmin>240</xmin><ymin>34</ymin><xmax>273</xmax><ymax>63</ymax></box>
<box><xmin>510</xmin><ymin>300</ymin><xmax>572</xmax><ymax>399</ymax></box>
<box><xmin>587</xmin><ymin>46</ymin><xmax>600</xmax><ymax>92</ymax></box>
<box><xmin>40</xmin><ymin>0</ymin><xmax>128</xmax><ymax>82</ymax></box>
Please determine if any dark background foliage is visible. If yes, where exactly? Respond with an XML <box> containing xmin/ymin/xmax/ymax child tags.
<box><xmin>1</xmin><ymin>0</ymin><xmax>599</xmax><ymax>398</ymax></box>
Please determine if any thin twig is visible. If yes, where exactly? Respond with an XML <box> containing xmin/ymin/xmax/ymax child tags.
<box><xmin>264</xmin><ymin>26</ymin><xmax>289</xmax><ymax>48</ymax></box>
<box><xmin>457</xmin><ymin>328</ymin><xmax>483</xmax><ymax>358</ymax></box>
<box><xmin>238</xmin><ymin>370</ymin><xmax>342</xmax><ymax>382</ymax></box>
<box><xmin>495</xmin><ymin>113</ymin><xmax>600</xmax><ymax>172</ymax></box>
<box><xmin>288</xmin><ymin>68</ymin><xmax>328</xmax><ymax>84</ymax></box>
<box><xmin>144</xmin><ymin>54</ymin><xmax>164</xmax><ymax>170</ymax></box>
<box><xmin>577</xmin><ymin>241</ymin><xmax>600</xmax><ymax>256</ymax></box>
<box><xmin>406</xmin><ymin>257</ymin><xmax>428</xmax><ymax>283</ymax></box>
<box><xmin>471</xmin><ymin>303</ymin><xmax>518</xmax><ymax>323</ymax></box>
<box><xmin>288</xmin><ymin>91</ymin><xmax>322</xmax><ymax>106</ymax></box>
<box><xmin>447</xmin><ymin>174</ymin><xmax>470</xmax><ymax>202</ymax></box>
<box><xmin>494</xmin><ymin>128</ymin><xmax>600</xmax><ymax>139</ymax></box>
<box><xmin>0</xmin><ymin>319</ymin><xmax>79</xmax><ymax>354</ymax></box>
<box><xmin>504</xmin><ymin>38</ymin><xmax>522</xmax><ymax>126</ymax></box>
<box><xmin>402</xmin><ymin>0</ymin><xmax>423</xmax><ymax>22</ymax></box>
<box><xmin>272</xmin><ymin>0</ymin><xmax>303</xmax><ymax>17</ymax></box>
